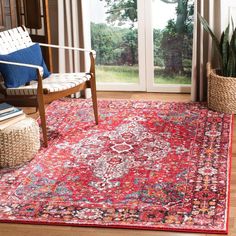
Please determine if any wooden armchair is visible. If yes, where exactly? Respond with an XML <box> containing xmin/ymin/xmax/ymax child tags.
<box><xmin>0</xmin><ymin>26</ymin><xmax>98</xmax><ymax>147</ymax></box>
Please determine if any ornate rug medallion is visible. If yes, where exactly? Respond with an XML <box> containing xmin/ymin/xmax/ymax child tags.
<box><xmin>0</xmin><ymin>99</ymin><xmax>233</xmax><ymax>233</ymax></box>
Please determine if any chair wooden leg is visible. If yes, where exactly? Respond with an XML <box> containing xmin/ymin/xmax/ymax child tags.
<box><xmin>90</xmin><ymin>78</ymin><xmax>98</xmax><ymax>125</ymax></box>
<box><xmin>37</xmin><ymin>94</ymin><xmax>48</xmax><ymax>147</ymax></box>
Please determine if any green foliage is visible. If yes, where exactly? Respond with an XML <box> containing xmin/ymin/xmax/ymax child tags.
<box><xmin>120</xmin><ymin>28</ymin><xmax>138</xmax><ymax>65</ymax></box>
<box><xmin>91</xmin><ymin>23</ymin><xmax>123</xmax><ymax>65</ymax></box>
<box><xmin>176</xmin><ymin>0</ymin><xmax>189</xmax><ymax>34</ymax></box>
<box><xmin>198</xmin><ymin>14</ymin><xmax>236</xmax><ymax>77</ymax></box>
<box><xmin>160</xmin><ymin>0</ymin><xmax>194</xmax><ymax>74</ymax></box>
<box><xmin>91</xmin><ymin>23</ymin><xmax>138</xmax><ymax>66</ymax></box>
<box><xmin>153</xmin><ymin>29</ymin><xmax>164</xmax><ymax>67</ymax></box>
<box><xmin>161</xmin><ymin>20</ymin><xmax>182</xmax><ymax>73</ymax></box>
<box><xmin>100</xmin><ymin>0</ymin><xmax>137</xmax><ymax>27</ymax></box>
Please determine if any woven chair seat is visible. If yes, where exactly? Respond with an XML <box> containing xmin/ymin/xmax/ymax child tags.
<box><xmin>4</xmin><ymin>72</ymin><xmax>91</xmax><ymax>96</ymax></box>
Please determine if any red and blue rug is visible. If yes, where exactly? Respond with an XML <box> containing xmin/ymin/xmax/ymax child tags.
<box><xmin>0</xmin><ymin>99</ymin><xmax>233</xmax><ymax>234</ymax></box>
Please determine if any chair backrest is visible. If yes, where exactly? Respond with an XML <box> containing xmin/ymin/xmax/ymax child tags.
<box><xmin>0</xmin><ymin>26</ymin><xmax>33</xmax><ymax>55</ymax></box>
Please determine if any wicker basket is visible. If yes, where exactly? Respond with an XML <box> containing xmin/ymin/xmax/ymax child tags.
<box><xmin>207</xmin><ymin>62</ymin><xmax>236</xmax><ymax>114</ymax></box>
<box><xmin>0</xmin><ymin>117</ymin><xmax>40</xmax><ymax>168</ymax></box>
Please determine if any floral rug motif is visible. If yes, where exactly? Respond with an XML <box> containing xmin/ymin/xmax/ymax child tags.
<box><xmin>0</xmin><ymin>99</ymin><xmax>233</xmax><ymax>233</ymax></box>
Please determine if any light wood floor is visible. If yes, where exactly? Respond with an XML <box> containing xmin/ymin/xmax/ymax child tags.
<box><xmin>0</xmin><ymin>92</ymin><xmax>235</xmax><ymax>236</ymax></box>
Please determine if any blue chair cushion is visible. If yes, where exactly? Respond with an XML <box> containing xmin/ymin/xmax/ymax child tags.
<box><xmin>0</xmin><ymin>43</ymin><xmax>51</xmax><ymax>88</ymax></box>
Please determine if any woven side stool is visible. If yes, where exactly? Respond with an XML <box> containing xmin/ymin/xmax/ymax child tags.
<box><xmin>0</xmin><ymin>117</ymin><xmax>40</xmax><ymax>168</ymax></box>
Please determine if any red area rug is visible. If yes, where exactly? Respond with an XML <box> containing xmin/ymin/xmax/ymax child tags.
<box><xmin>0</xmin><ymin>99</ymin><xmax>233</xmax><ymax>234</ymax></box>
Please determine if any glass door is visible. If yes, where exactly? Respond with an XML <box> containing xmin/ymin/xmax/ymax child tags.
<box><xmin>89</xmin><ymin>0</ymin><xmax>194</xmax><ymax>93</ymax></box>
<box><xmin>89</xmin><ymin>0</ymin><xmax>146</xmax><ymax>91</ymax></box>
<box><xmin>146</xmin><ymin>0</ymin><xmax>194</xmax><ymax>92</ymax></box>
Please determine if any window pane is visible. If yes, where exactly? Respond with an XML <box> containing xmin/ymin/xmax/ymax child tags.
<box><xmin>152</xmin><ymin>0</ymin><xmax>194</xmax><ymax>85</ymax></box>
<box><xmin>90</xmin><ymin>0</ymin><xmax>139</xmax><ymax>84</ymax></box>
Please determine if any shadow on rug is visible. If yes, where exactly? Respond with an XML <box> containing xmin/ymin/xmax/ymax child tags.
<box><xmin>0</xmin><ymin>98</ymin><xmax>233</xmax><ymax>234</ymax></box>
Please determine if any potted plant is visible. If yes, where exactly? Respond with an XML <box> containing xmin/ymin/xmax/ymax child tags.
<box><xmin>198</xmin><ymin>14</ymin><xmax>236</xmax><ymax>114</ymax></box>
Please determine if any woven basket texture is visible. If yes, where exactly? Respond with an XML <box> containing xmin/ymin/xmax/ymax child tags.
<box><xmin>207</xmin><ymin>63</ymin><xmax>236</xmax><ymax>114</ymax></box>
<box><xmin>0</xmin><ymin>117</ymin><xmax>40</xmax><ymax>168</ymax></box>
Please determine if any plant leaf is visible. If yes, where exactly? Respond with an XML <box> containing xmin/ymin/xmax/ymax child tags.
<box><xmin>227</xmin><ymin>50</ymin><xmax>234</xmax><ymax>76</ymax></box>
<box><xmin>198</xmin><ymin>13</ymin><xmax>223</xmax><ymax>68</ymax></box>
<box><xmin>231</xmin><ymin>26</ymin><xmax>236</xmax><ymax>76</ymax></box>
<box><xmin>227</xmin><ymin>22</ymin><xmax>236</xmax><ymax>76</ymax></box>
<box><xmin>220</xmin><ymin>31</ymin><xmax>225</xmax><ymax>73</ymax></box>
<box><xmin>222</xmin><ymin>25</ymin><xmax>230</xmax><ymax>76</ymax></box>
<box><xmin>232</xmin><ymin>17</ymin><xmax>235</xmax><ymax>32</ymax></box>
<box><xmin>227</xmin><ymin>46</ymin><xmax>236</xmax><ymax>77</ymax></box>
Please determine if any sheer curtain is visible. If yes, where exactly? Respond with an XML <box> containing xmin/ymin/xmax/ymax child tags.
<box><xmin>57</xmin><ymin>0</ymin><xmax>91</xmax><ymax>97</ymax></box>
<box><xmin>191</xmin><ymin>0</ymin><xmax>221</xmax><ymax>102</ymax></box>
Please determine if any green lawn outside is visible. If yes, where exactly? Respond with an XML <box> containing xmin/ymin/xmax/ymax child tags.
<box><xmin>96</xmin><ymin>65</ymin><xmax>138</xmax><ymax>83</ymax></box>
<box><xmin>96</xmin><ymin>65</ymin><xmax>191</xmax><ymax>84</ymax></box>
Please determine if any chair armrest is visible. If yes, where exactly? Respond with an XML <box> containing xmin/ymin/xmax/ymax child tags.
<box><xmin>0</xmin><ymin>60</ymin><xmax>44</xmax><ymax>76</ymax></box>
<box><xmin>38</xmin><ymin>43</ymin><xmax>96</xmax><ymax>57</ymax></box>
